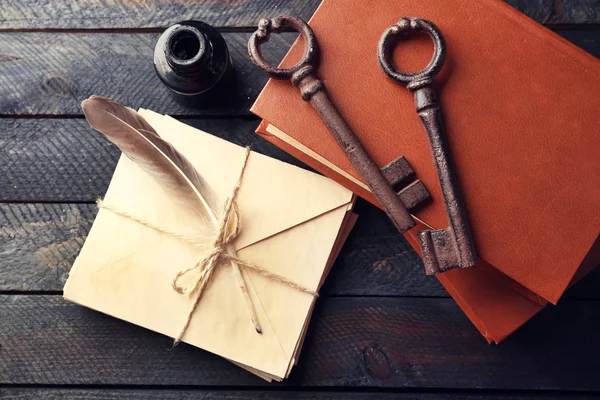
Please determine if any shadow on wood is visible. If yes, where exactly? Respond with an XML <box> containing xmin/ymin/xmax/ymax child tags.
<box><xmin>0</xmin><ymin>296</ymin><xmax>599</xmax><ymax>390</ymax></box>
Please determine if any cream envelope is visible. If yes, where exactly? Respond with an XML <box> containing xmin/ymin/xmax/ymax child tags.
<box><xmin>64</xmin><ymin>110</ymin><xmax>355</xmax><ymax>381</ymax></box>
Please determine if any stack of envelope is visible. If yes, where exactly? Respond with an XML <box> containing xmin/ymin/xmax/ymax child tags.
<box><xmin>63</xmin><ymin>109</ymin><xmax>357</xmax><ymax>381</ymax></box>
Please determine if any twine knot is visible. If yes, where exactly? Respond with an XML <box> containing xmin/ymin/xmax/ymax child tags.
<box><xmin>98</xmin><ymin>147</ymin><xmax>318</xmax><ymax>346</ymax></box>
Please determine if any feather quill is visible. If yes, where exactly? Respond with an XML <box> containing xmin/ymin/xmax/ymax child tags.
<box><xmin>82</xmin><ymin>96</ymin><xmax>262</xmax><ymax>333</ymax></box>
<box><xmin>82</xmin><ymin>96</ymin><xmax>220</xmax><ymax>225</ymax></box>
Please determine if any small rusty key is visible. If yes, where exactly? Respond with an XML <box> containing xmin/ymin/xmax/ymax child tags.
<box><xmin>378</xmin><ymin>17</ymin><xmax>477</xmax><ymax>274</ymax></box>
<box><xmin>249</xmin><ymin>15</ymin><xmax>430</xmax><ymax>233</ymax></box>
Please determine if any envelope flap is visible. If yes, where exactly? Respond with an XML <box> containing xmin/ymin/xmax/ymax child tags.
<box><xmin>232</xmin><ymin>150</ymin><xmax>354</xmax><ymax>249</ymax></box>
<box><xmin>138</xmin><ymin>110</ymin><xmax>354</xmax><ymax>250</ymax></box>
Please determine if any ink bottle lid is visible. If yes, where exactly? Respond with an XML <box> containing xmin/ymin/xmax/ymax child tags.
<box><xmin>154</xmin><ymin>20</ymin><xmax>231</xmax><ymax>100</ymax></box>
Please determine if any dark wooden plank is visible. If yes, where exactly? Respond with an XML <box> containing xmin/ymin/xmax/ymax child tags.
<box><xmin>1</xmin><ymin>200</ymin><xmax>597</xmax><ymax>298</ymax></box>
<box><xmin>0</xmin><ymin>30</ymin><xmax>598</xmax><ymax>117</ymax></box>
<box><xmin>0</xmin><ymin>117</ymin><xmax>596</xmax><ymax>297</ymax></box>
<box><xmin>0</xmin><ymin>32</ymin><xmax>296</xmax><ymax>116</ymax></box>
<box><xmin>0</xmin><ymin>0</ymin><xmax>598</xmax><ymax>29</ymax></box>
<box><xmin>0</xmin><ymin>0</ymin><xmax>322</xmax><ymax>30</ymax></box>
<box><xmin>0</xmin><ymin>203</ymin><xmax>94</xmax><ymax>292</ymax></box>
<box><xmin>0</xmin><ymin>118</ymin><xmax>303</xmax><ymax>202</ymax></box>
<box><xmin>1</xmin><ymin>295</ymin><xmax>600</xmax><ymax>389</ymax></box>
<box><xmin>0</xmin><ymin>116</ymin><xmax>442</xmax><ymax>297</ymax></box>
<box><xmin>0</xmin><ymin>388</ymin><xmax>595</xmax><ymax>400</ymax></box>
<box><xmin>506</xmin><ymin>0</ymin><xmax>600</xmax><ymax>24</ymax></box>
<box><xmin>0</xmin><ymin>119</ymin><xmax>120</xmax><ymax>203</ymax></box>
<box><xmin>0</xmin><ymin>200</ymin><xmax>445</xmax><ymax>297</ymax></box>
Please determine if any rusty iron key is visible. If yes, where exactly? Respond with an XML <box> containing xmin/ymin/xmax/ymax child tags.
<box><xmin>249</xmin><ymin>15</ymin><xmax>430</xmax><ymax>233</ymax></box>
<box><xmin>378</xmin><ymin>17</ymin><xmax>477</xmax><ymax>274</ymax></box>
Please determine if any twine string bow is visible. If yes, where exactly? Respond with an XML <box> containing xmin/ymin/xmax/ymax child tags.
<box><xmin>98</xmin><ymin>147</ymin><xmax>318</xmax><ymax>345</ymax></box>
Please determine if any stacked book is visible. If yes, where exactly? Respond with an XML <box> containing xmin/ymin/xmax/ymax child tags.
<box><xmin>251</xmin><ymin>0</ymin><xmax>600</xmax><ymax>342</ymax></box>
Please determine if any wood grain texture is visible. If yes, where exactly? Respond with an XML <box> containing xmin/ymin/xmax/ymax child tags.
<box><xmin>0</xmin><ymin>0</ymin><xmax>598</xmax><ymax>29</ymax></box>
<box><xmin>0</xmin><ymin>116</ymin><xmax>443</xmax><ymax>297</ymax></box>
<box><xmin>0</xmin><ymin>29</ymin><xmax>598</xmax><ymax>198</ymax></box>
<box><xmin>505</xmin><ymin>0</ymin><xmax>600</xmax><ymax>24</ymax></box>
<box><xmin>0</xmin><ymin>30</ymin><xmax>598</xmax><ymax>116</ymax></box>
<box><xmin>0</xmin><ymin>203</ymin><xmax>95</xmax><ymax>292</ymax></box>
<box><xmin>0</xmin><ymin>116</ymin><xmax>596</xmax><ymax>297</ymax></box>
<box><xmin>0</xmin><ymin>200</ymin><xmax>446</xmax><ymax>297</ymax></box>
<box><xmin>0</xmin><ymin>0</ymin><xmax>322</xmax><ymax>30</ymax></box>
<box><xmin>0</xmin><ymin>389</ymin><xmax>594</xmax><ymax>400</ymax></box>
<box><xmin>1</xmin><ymin>200</ymin><xmax>597</xmax><ymax>297</ymax></box>
<box><xmin>0</xmin><ymin>119</ymin><xmax>120</xmax><ymax>202</ymax></box>
<box><xmin>1</xmin><ymin>295</ymin><xmax>600</xmax><ymax>389</ymax></box>
<box><xmin>0</xmin><ymin>32</ymin><xmax>296</xmax><ymax>116</ymax></box>
<box><xmin>0</xmin><ymin>118</ymin><xmax>302</xmax><ymax>202</ymax></box>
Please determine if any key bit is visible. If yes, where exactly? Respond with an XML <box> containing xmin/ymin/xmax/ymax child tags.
<box><xmin>381</xmin><ymin>156</ymin><xmax>415</xmax><ymax>188</ymax></box>
<box><xmin>249</xmin><ymin>15</ymin><xmax>430</xmax><ymax>232</ymax></box>
<box><xmin>378</xmin><ymin>17</ymin><xmax>477</xmax><ymax>275</ymax></box>
<box><xmin>381</xmin><ymin>156</ymin><xmax>429</xmax><ymax>210</ymax></box>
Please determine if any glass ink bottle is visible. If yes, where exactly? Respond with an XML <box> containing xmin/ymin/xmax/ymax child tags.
<box><xmin>154</xmin><ymin>20</ymin><xmax>232</xmax><ymax>102</ymax></box>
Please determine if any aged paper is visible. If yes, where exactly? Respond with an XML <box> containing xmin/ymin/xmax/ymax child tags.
<box><xmin>64</xmin><ymin>110</ymin><xmax>356</xmax><ymax>380</ymax></box>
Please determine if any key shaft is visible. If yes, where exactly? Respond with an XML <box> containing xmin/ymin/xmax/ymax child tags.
<box><xmin>293</xmin><ymin>68</ymin><xmax>415</xmax><ymax>232</ymax></box>
<box><xmin>378</xmin><ymin>16</ymin><xmax>478</xmax><ymax>274</ymax></box>
<box><xmin>414</xmin><ymin>87</ymin><xmax>476</xmax><ymax>273</ymax></box>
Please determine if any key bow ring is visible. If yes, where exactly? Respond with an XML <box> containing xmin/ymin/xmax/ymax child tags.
<box><xmin>249</xmin><ymin>15</ymin><xmax>318</xmax><ymax>81</ymax></box>
<box><xmin>378</xmin><ymin>17</ymin><xmax>446</xmax><ymax>91</ymax></box>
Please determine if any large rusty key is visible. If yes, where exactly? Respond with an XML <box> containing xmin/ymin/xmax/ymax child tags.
<box><xmin>249</xmin><ymin>15</ymin><xmax>430</xmax><ymax>233</ymax></box>
<box><xmin>378</xmin><ymin>17</ymin><xmax>477</xmax><ymax>274</ymax></box>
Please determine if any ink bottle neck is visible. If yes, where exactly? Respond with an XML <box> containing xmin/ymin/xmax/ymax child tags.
<box><xmin>154</xmin><ymin>20</ymin><xmax>231</xmax><ymax>100</ymax></box>
<box><xmin>164</xmin><ymin>25</ymin><xmax>211</xmax><ymax>76</ymax></box>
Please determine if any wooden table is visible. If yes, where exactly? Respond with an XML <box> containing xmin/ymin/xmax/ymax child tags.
<box><xmin>1</xmin><ymin>1</ymin><xmax>599</xmax><ymax>399</ymax></box>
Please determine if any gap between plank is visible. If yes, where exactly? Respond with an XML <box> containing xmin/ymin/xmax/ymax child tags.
<box><xmin>2</xmin><ymin>292</ymin><xmax>600</xmax><ymax>302</ymax></box>
<box><xmin>0</xmin><ymin>26</ymin><xmax>297</xmax><ymax>34</ymax></box>
<box><xmin>1</xmin><ymin>383</ymin><xmax>600</xmax><ymax>397</ymax></box>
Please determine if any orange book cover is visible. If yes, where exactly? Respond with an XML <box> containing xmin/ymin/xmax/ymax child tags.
<box><xmin>251</xmin><ymin>0</ymin><xmax>600</xmax><ymax>342</ymax></box>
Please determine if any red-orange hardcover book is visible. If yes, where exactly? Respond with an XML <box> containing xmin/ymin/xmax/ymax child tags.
<box><xmin>251</xmin><ymin>0</ymin><xmax>600</xmax><ymax>342</ymax></box>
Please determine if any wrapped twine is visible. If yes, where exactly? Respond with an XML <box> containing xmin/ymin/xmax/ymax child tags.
<box><xmin>97</xmin><ymin>147</ymin><xmax>318</xmax><ymax>344</ymax></box>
